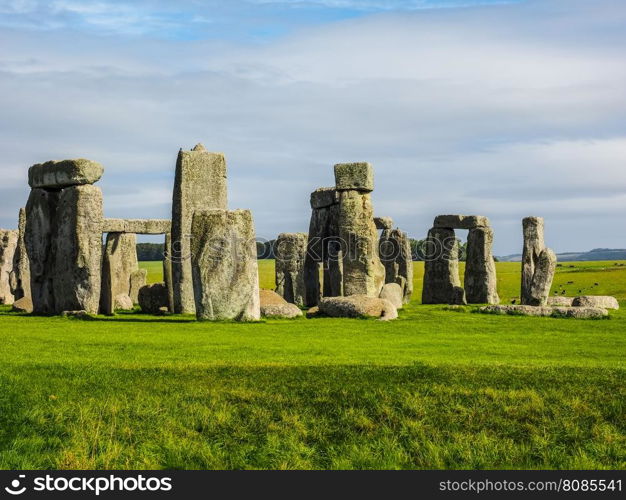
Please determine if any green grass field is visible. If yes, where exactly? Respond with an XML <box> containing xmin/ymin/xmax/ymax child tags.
<box><xmin>0</xmin><ymin>261</ymin><xmax>624</xmax><ymax>469</ymax></box>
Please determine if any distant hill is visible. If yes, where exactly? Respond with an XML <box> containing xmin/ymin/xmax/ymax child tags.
<box><xmin>497</xmin><ymin>248</ymin><xmax>626</xmax><ymax>262</ymax></box>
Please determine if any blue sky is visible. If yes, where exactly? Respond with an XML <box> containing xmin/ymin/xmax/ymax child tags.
<box><xmin>0</xmin><ymin>0</ymin><xmax>625</xmax><ymax>254</ymax></box>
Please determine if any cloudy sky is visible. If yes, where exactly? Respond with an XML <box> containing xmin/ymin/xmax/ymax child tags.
<box><xmin>1</xmin><ymin>0</ymin><xmax>625</xmax><ymax>254</ymax></box>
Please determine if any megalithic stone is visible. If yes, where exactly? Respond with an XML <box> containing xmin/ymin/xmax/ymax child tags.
<box><xmin>521</xmin><ymin>216</ymin><xmax>544</xmax><ymax>304</ymax></box>
<box><xmin>100</xmin><ymin>232</ymin><xmax>139</xmax><ymax>314</ymax></box>
<box><xmin>25</xmin><ymin>188</ymin><xmax>60</xmax><ymax>314</ymax></box>
<box><xmin>9</xmin><ymin>208</ymin><xmax>31</xmax><ymax>302</ymax></box>
<box><xmin>464</xmin><ymin>226</ymin><xmax>499</xmax><ymax>304</ymax></box>
<box><xmin>337</xmin><ymin>189</ymin><xmax>385</xmax><ymax>297</ymax></box>
<box><xmin>53</xmin><ymin>184</ymin><xmax>103</xmax><ymax>314</ymax></box>
<box><xmin>163</xmin><ymin>233</ymin><xmax>175</xmax><ymax>312</ymax></box>
<box><xmin>275</xmin><ymin>232</ymin><xmax>308</xmax><ymax>307</ymax></box>
<box><xmin>528</xmin><ymin>248</ymin><xmax>557</xmax><ymax>306</ymax></box>
<box><xmin>422</xmin><ymin>227</ymin><xmax>465</xmax><ymax>304</ymax></box>
<box><xmin>323</xmin><ymin>237</ymin><xmax>343</xmax><ymax>298</ymax></box>
<box><xmin>171</xmin><ymin>144</ymin><xmax>228</xmax><ymax>314</ymax></box>
<box><xmin>129</xmin><ymin>269</ymin><xmax>147</xmax><ymax>305</ymax></box>
<box><xmin>379</xmin><ymin>228</ymin><xmax>414</xmax><ymax>304</ymax></box>
<box><xmin>0</xmin><ymin>229</ymin><xmax>18</xmax><ymax>305</ymax></box>
<box><xmin>191</xmin><ymin>209</ymin><xmax>260</xmax><ymax>321</ymax></box>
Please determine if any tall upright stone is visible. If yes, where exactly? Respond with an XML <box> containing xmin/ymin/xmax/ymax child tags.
<box><xmin>129</xmin><ymin>269</ymin><xmax>147</xmax><ymax>304</ymax></box>
<box><xmin>191</xmin><ymin>209</ymin><xmax>260</xmax><ymax>321</ymax></box>
<box><xmin>100</xmin><ymin>232</ymin><xmax>138</xmax><ymax>314</ymax></box>
<box><xmin>163</xmin><ymin>233</ymin><xmax>175</xmax><ymax>312</ymax></box>
<box><xmin>304</xmin><ymin>187</ymin><xmax>342</xmax><ymax>306</ymax></box>
<box><xmin>464</xmin><ymin>226</ymin><xmax>499</xmax><ymax>304</ymax></box>
<box><xmin>9</xmin><ymin>208</ymin><xmax>30</xmax><ymax>302</ymax></box>
<box><xmin>0</xmin><ymin>230</ymin><xmax>18</xmax><ymax>305</ymax></box>
<box><xmin>521</xmin><ymin>217</ymin><xmax>556</xmax><ymax>306</ymax></box>
<box><xmin>422</xmin><ymin>227</ymin><xmax>465</xmax><ymax>304</ymax></box>
<box><xmin>25</xmin><ymin>188</ymin><xmax>60</xmax><ymax>314</ymax></box>
<box><xmin>335</xmin><ymin>163</ymin><xmax>384</xmax><ymax>298</ymax></box>
<box><xmin>171</xmin><ymin>144</ymin><xmax>228</xmax><ymax>314</ymax></box>
<box><xmin>53</xmin><ymin>184</ymin><xmax>103</xmax><ymax>314</ymax></box>
<box><xmin>379</xmin><ymin>228</ymin><xmax>414</xmax><ymax>304</ymax></box>
<box><xmin>521</xmin><ymin>216</ymin><xmax>544</xmax><ymax>304</ymax></box>
<box><xmin>275</xmin><ymin>232</ymin><xmax>307</xmax><ymax>307</ymax></box>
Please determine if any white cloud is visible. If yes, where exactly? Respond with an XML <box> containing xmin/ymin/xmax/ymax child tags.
<box><xmin>0</xmin><ymin>0</ymin><xmax>625</xmax><ymax>254</ymax></box>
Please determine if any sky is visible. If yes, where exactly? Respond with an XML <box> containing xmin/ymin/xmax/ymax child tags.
<box><xmin>0</xmin><ymin>0</ymin><xmax>625</xmax><ymax>255</ymax></box>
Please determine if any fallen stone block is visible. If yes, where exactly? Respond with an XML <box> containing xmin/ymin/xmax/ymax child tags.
<box><xmin>28</xmin><ymin>159</ymin><xmax>103</xmax><ymax>189</ymax></box>
<box><xmin>479</xmin><ymin>304</ymin><xmax>608</xmax><ymax>319</ymax></box>
<box><xmin>261</xmin><ymin>303</ymin><xmax>303</xmax><ymax>319</ymax></box>
<box><xmin>260</xmin><ymin>289</ymin><xmax>288</xmax><ymax>306</ymax></box>
<box><xmin>547</xmin><ymin>296</ymin><xmax>574</xmax><ymax>306</ymax></box>
<box><xmin>572</xmin><ymin>295</ymin><xmax>619</xmax><ymax>310</ymax></box>
<box><xmin>319</xmin><ymin>295</ymin><xmax>397</xmax><ymax>320</ymax></box>
<box><xmin>11</xmin><ymin>296</ymin><xmax>33</xmax><ymax>313</ymax></box>
<box><xmin>138</xmin><ymin>283</ymin><xmax>169</xmax><ymax>314</ymax></box>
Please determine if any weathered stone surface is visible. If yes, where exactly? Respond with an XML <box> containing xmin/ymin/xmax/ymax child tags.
<box><xmin>53</xmin><ymin>185</ymin><xmax>103</xmax><ymax>314</ymax></box>
<box><xmin>260</xmin><ymin>289</ymin><xmax>288</xmax><ymax>306</ymax></box>
<box><xmin>433</xmin><ymin>215</ymin><xmax>490</xmax><ymax>230</ymax></box>
<box><xmin>25</xmin><ymin>188</ymin><xmax>60</xmax><ymax>314</ymax></box>
<box><xmin>547</xmin><ymin>296</ymin><xmax>574</xmax><ymax>306</ymax></box>
<box><xmin>11</xmin><ymin>296</ymin><xmax>33</xmax><ymax>313</ymax></box>
<box><xmin>306</xmin><ymin>305</ymin><xmax>321</xmax><ymax>318</ymax></box>
<box><xmin>422</xmin><ymin>227</ymin><xmax>465</xmax><ymax>305</ymax></box>
<box><xmin>304</xmin><ymin>197</ymin><xmax>342</xmax><ymax>306</ymax></box>
<box><xmin>527</xmin><ymin>248</ymin><xmax>557</xmax><ymax>306</ymax></box>
<box><xmin>114</xmin><ymin>293</ymin><xmax>134</xmax><ymax>311</ymax></box>
<box><xmin>191</xmin><ymin>209</ymin><xmax>260</xmax><ymax>321</ymax></box>
<box><xmin>334</xmin><ymin>162</ymin><xmax>374</xmax><ymax>192</ymax></box>
<box><xmin>102</xmin><ymin>218</ymin><xmax>171</xmax><ymax>234</ymax></box>
<box><xmin>61</xmin><ymin>310</ymin><xmax>94</xmax><ymax>320</ymax></box>
<box><xmin>172</xmin><ymin>145</ymin><xmax>228</xmax><ymax>314</ymax></box>
<box><xmin>464</xmin><ymin>226</ymin><xmax>499</xmax><ymax>304</ymax></box>
<box><xmin>100</xmin><ymin>232</ymin><xmax>139</xmax><ymax>315</ymax></box>
<box><xmin>480</xmin><ymin>304</ymin><xmax>608</xmax><ymax>319</ymax></box>
<box><xmin>310</xmin><ymin>187</ymin><xmax>338</xmax><ymax>209</ymax></box>
<box><xmin>319</xmin><ymin>295</ymin><xmax>397</xmax><ymax>320</ymax></box>
<box><xmin>572</xmin><ymin>295</ymin><xmax>619</xmax><ymax>310</ymax></box>
<box><xmin>261</xmin><ymin>303</ymin><xmax>303</xmax><ymax>319</ymax></box>
<box><xmin>379</xmin><ymin>282</ymin><xmax>403</xmax><ymax>309</ymax></box>
<box><xmin>163</xmin><ymin>233</ymin><xmax>174</xmax><ymax>312</ymax></box>
<box><xmin>374</xmin><ymin>216</ymin><xmax>393</xmax><ymax>230</ymax></box>
<box><xmin>9</xmin><ymin>208</ymin><xmax>31</xmax><ymax>302</ymax></box>
<box><xmin>138</xmin><ymin>283</ymin><xmax>169</xmax><ymax>314</ymax></box>
<box><xmin>0</xmin><ymin>229</ymin><xmax>18</xmax><ymax>305</ymax></box>
<box><xmin>379</xmin><ymin>228</ymin><xmax>413</xmax><ymax>304</ymax></box>
<box><xmin>28</xmin><ymin>159</ymin><xmax>103</xmax><ymax>189</ymax></box>
<box><xmin>129</xmin><ymin>269</ymin><xmax>147</xmax><ymax>304</ymax></box>
<box><xmin>275</xmin><ymin>232</ymin><xmax>307</xmax><ymax>307</ymax></box>
<box><xmin>337</xmin><ymin>190</ymin><xmax>385</xmax><ymax>297</ymax></box>
<box><xmin>521</xmin><ymin>216</ymin><xmax>544</xmax><ymax>304</ymax></box>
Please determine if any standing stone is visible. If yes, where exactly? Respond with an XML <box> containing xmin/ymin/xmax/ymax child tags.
<box><xmin>163</xmin><ymin>233</ymin><xmax>174</xmax><ymax>312</ymax></box>
<box><xmin>337</xmin><ymin>190</ymin><xmax>385</xmax><ymax>297</ymax></box>
<box><xmin>275</xmin><ymin>232</ymin><xmax>307</xmax><ymax>307</ymax></box>
<box><xmin>521</xmin><ymin>217</ymin><xmax>545</xmax><ymax>304</ymax></box>
<box><xmin>171</xmin><ymin>144</ymin><xmax>228</xmax><ymax>314</ymax></box>
<box><xmin>9</xmin><ymin>208</ymin><xmax>31</xmax><ymax>302</ymax></box>
<box><xmin>379</xmin><ymin>228</ymin><xmax>414</xmax><ymax>304</ymax></box>
<box><xmin>304</xmin><ymin>188</ymin><xmax>342</xmax><ymax>306</ymax></box>
<box><xmin>0</xmin><ymin>230</ymin><xmax>18</xmax><ymax>305</ymax></box>
<box><xmin>100</xmin><ymin>232</ymin><xmax>139</xmax><ymax>314</ymax></box>
<box><xmin>191</xmin><ymin>209</ymin><xmax>260</xmax><ymax>321</ymax></box>
<box><xmin>422</xmin><ymin>227</ymin><xmax>465</xmax><ymax>304</ymax></box>
<box><xmin>464</xmin><ymin>226</ymin><xmax>499</xmax><ymax>304</ymax></box>
<box><xmin>53</xmin><ymin>185</ymin><xmax>103</xmax><ymax>314</ymax></box>
<box><xmin>374</xmin><ymin>216</ymin><xmax>393</xmax><ymax>230</ymax></box>
<box><xmin>129</xmin><ymin>269</ymin><xmax>147</xmax><ymax>304</ymax></box>
<box><xmin>528</xmin><ymin>248</ymin><xmax>557</xmax><ymax>306</ymax></box>
<box><xmin>25</xmin><ymin>188</ymin><xmax>60</xmax><ymax>314</ymax></box>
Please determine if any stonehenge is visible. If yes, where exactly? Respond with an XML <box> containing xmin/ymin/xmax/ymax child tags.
<box><xmin>275</xmin><ymin>232</ymin><xmax>307</xmax><ymax>307</ymax></box>
<box><xmin>100</xmin><ymin>232</ymin><xmax>139</xmax><ymax>314</ymax></box>
<box><xmin>521</xmin><ymin>217</ymin><xmax>557</xmax><ymax>306</ymax></box>
<box><xmin>190</xmin><ymin>209</ymin><xmax>260</xmax><ymax>321</ymax></box>
<box><xmin>379</xmin><ymin>227</ymin><xmax>413</xmax><ymax>304</ymax></box>
<box><xmin>422</xmin><ymin>215</ymin><xmax>498</xmax><ymax>305</ymax></box>
<box><xmin>171</xmin><ymin>144</ymin><xmax>228</xmax><ymax>314</ymax></box>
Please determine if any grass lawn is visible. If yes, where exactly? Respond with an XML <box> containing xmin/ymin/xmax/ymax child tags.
<box><xmin>0</xmin><ymin>260</ymin><xmax>624</xmax><ymax>469</ymax></box>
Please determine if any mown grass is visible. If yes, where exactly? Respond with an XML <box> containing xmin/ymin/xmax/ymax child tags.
<box><xmin>0</xmin><ymin>261</ymin><xmax>624</xmax><ymax>470</ymax></box>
